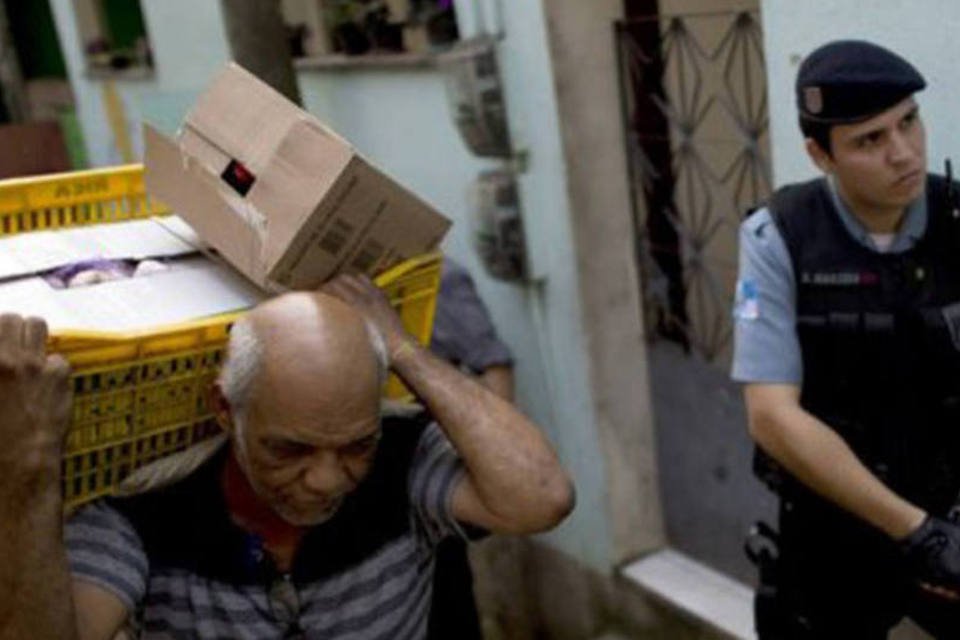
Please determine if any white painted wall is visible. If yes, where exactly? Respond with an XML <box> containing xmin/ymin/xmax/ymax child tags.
<box><xmin>452</xmin><ymin>0</ymin><xmax>505</xmax><ymax>37</ymax></box>
<box><xmin>762</xmin><ymin>0</ymin><xmax>960</xmax><ymax>186</ymax></box>
<box><xmin>296</xmin><ymin>69</ymin><xmax>564</xmax><ymax>449</ymax></box>
<box><xmin>49</xmin><ymin>0</ymin><xmax>231</xmax><ymax>165</ymax></box>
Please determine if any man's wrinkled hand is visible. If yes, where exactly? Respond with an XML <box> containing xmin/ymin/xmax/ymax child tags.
<box><xmin>901</xmin><ymin>515</ymin><xmax>960</xmax><ymax>600</ymax></box>
<box><xmin>319</xmin><ymin>274</ymin><xmax>411</xmax><ymax>359</ymax></box>
<box><xmin>0</xmin><ymin>315</ymin><xmax>72</xmax><ymax>469</ymax></box>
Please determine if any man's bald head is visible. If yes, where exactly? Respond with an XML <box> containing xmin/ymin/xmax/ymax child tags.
<box><xmin>219</xmin><ymin>292</ymin><xmax>387</xmax><ymax>430</ymax></box>
<box><xmin>216</xmin><ymin>292</ymin><xmax>390</xmax><ymax>526</ymax></box>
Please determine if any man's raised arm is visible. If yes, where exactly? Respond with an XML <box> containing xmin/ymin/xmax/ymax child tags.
<box><xmin>322</xmin><ymin>275</ymin><xmax>575</xmax><ymax>535</ymax></box>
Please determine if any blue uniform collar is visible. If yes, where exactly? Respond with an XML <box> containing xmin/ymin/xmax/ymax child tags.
<box><xmin>825</xmin><ymin>175</ymin><xmax>927</xmax><ymax>253</ymax></box>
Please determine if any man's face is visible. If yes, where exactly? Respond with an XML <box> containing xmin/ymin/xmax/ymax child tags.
<box><xmin>813</xmin><ymin>98</ymin><xmax>927</xmax><ymax>215</ymax></box>
<box><xmin>235</xmin><ymin>384</ymin><xmax>381</xmax><ymax>527</ymax></box>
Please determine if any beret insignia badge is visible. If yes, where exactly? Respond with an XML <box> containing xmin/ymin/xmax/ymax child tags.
<box><xmin>804</xmin><ymin>86</ymin><xmax>824</xmax><ymax>114</ymax></box>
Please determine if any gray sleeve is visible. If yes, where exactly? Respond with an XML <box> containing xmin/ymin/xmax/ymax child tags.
<box><xmin>730</xmin><ymin>207</ymin><xmax>803</xmax><ymax>384</ymax></box>
<box><xmin>408</xmin><ymin>422</ymin><xmax>471</xmax><ymax>544</ymax></box>
<box><xmin>64</xmin><ymin>501</ymin><xmax>148</xmax><ymax>611</ymax></box>
<box><xmin>430</xmin><ymin>259</ymin><xmax>513</xmax><ymax>372</ymax></box>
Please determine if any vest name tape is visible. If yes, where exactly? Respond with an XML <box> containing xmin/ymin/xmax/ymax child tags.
<box><xmin>800</xmin><ymin>270</ymin><xmax>880</xmax><ymax>287</ymax></box>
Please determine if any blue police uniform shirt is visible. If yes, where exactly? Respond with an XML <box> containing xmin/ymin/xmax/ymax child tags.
<box><xmin>730</xmin><ymin>177</ymin><xmax>928</xmax><ymax>384</ymax></box>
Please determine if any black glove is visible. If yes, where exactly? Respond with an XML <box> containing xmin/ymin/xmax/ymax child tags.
<box><xmin>900</xmin><ymin>515</ymin><xmax>960</xmax><ymax>592</ymax></box>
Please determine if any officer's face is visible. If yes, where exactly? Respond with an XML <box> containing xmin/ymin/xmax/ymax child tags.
<box><xmin>809</xmin><ymin>98</ymin><xmax>926</xmax><ymax>216</ymax></box>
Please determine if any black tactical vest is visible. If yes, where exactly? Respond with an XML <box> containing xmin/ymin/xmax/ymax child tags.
<box><xmin>767</xmin><ymin>175</ymin><xmax>960</xmax><ymax>514</ymax></box>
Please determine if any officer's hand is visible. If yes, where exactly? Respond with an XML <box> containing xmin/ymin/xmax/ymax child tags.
<box><xmin>0</xmin><ymin>315</ymin><xmax>72</xmax><ymax>470</ymax></box>
<box><xmin>901</xmin><ymin>515</ymin><xmax>960</xmax><ymax>600</ymax></box>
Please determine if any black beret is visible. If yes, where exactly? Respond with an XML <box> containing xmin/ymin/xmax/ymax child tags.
<box><xmin>796</xmin><ymin>40</ymin><xmax>926</xmax><ymax>123</ymax></box>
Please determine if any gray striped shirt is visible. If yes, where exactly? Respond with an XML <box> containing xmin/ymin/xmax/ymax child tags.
<box><xmin>65</xmin><ymin>421</ymin><xmax>469</xmax><ymax>639</ymax></box>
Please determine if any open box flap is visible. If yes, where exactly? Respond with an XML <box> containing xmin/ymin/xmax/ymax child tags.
<box><xmin>144</xmin><ymin>124</ymin><xmax>266</xmax><ymax>287</ymax></box>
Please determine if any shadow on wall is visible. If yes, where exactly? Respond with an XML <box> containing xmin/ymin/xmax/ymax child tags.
<box><xmin>650</xmin><ymin>340</ymin><xmax>776</xmax><ymax>585</ymax></box>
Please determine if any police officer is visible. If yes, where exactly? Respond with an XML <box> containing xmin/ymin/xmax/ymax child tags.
<box><xmin>733</xmin><ymin>40</ymin><xmax>960</xmax><ymax>638</ymax></box>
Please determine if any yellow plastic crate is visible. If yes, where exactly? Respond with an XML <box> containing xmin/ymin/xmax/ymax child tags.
<box><xmin>0</xmin><ymin>165</ymin><xmax>441</xmax><ymax>510</ymax></box>
<box><xmin>0</xmin><ymin>164</ymin><xmax>167</xmax><ymax>234</ymax></box>
<box><xmin>374</xmin><ymin>252</ymin><xmax>443</xmax><ymax>399</ymax></box>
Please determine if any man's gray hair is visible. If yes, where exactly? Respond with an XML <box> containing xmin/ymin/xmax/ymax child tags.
<box><xmin>363</xmin><ymin>319</ymin><xmax>390</xmax><ymax>385</ymax></box>
<box><xmin>218</xmin><ymin>313</ymin><xmax>390</xmax><ymax>423</ymax></box>
<box><xmin>219</xmin><ymin>317</ymin><xmax>264</xmax><ymax>424</ymax></box>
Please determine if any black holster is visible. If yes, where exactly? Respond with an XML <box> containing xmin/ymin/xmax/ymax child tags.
<box><xmin>746</xmin><ymin>521</ymin><xmax>803</xmax><ymax>638</ymax></box>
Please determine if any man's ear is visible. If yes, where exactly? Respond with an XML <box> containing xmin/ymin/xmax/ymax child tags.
<box><xmin>209</xmin><ymin>383</ymin><xmax>234</xmax><ymax>435</ymax></box>
<box><xmin>805</xmin><ymin>137</ymin><xmax>835</xmax><ymax>175</ymax></box>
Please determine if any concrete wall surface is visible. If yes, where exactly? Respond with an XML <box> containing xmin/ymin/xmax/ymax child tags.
<box><xmin>762</xmin><ymin>0</ymin><xmax>960</xmax><ymax>186</ymax></box>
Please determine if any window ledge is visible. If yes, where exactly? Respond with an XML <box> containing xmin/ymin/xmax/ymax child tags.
<box><xmin>621</xmin><ymin>549</ymin><xmax>756</xmax><ymax>640</ymax></box>
<box><xmin>294</xmin><ymin>52</ymin><xmax>439</xmax><ymax>72</ymax></box>
<box><xmin>84</xmin><ymin>66</ymin><xmax>155</xmax><ymax>81</ymax></box>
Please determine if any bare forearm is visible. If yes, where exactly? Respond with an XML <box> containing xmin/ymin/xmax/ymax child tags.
<box><xmin>0</xmin><ymin>462</ymin><xmax>78</xmax><ymax>640</ymax></box>
<box><xmin>752</xmin><ymin>403</ymin><xmax>925</xmax><ymax>539</ymax></box>
<box><xmin>393</xmin><ymin>342</ymin><xmax>571</xmax><ymax>529</ymax></box>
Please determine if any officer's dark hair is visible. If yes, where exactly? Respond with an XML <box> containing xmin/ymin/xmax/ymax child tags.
<box><xmin>798</xmin><ymin>117</ymin><xmax>833</xmax><ymax>156</ymax></box>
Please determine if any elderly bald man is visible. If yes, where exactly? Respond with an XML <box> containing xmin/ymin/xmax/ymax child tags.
<box><xmin>0</xmin><ymin>275</ymin><xmax>574</xmax><ymax>640</ymax></box>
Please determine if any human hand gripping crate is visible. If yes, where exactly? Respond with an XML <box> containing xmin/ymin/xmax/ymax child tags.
<box><xmin>0</xmin><ymin>165</ymin><xmax>443</xmax><ymax>511</ymax></box>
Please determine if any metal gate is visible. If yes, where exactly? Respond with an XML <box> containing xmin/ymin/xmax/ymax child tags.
<box><xmin>615</xmin><ymin>7</ymin><xmax>778</xmax><ymax>583</ymax></box>
<box><xmin>616</xmin><ymin>9</ymin><xmax>771</xmax><ymax>366</ymax></box>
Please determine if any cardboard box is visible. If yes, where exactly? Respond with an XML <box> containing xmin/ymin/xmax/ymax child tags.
<box><xmin>145</xmin><ymin>62</ymin><xmax>451</xmax><ymax>291</ymax></box>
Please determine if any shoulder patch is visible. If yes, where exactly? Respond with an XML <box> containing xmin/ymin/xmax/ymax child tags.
<box><xmin>753</xmin><ymin>220</ymin><xmax>768</xmax><ymax>239</ymax></box>
<box><xmin>742</xmin><ymin>207</ymin><xmax>772</xmax><ymax>238</ymax></box>
<box><xmin>733</xmin><ymin>279</ymin><xmax>760</xmax><ymax>321</ymax></box>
